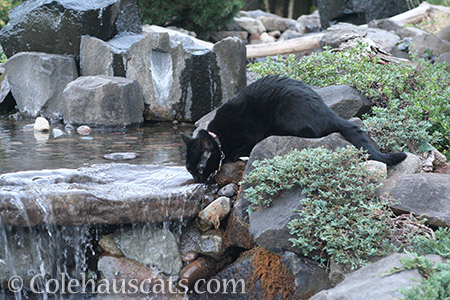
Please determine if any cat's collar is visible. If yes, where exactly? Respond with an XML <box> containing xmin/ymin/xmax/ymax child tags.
<box><xmin>208</xmin><ymin>131</ymin><xmax>226</xmax><ymax>171</ymax></box>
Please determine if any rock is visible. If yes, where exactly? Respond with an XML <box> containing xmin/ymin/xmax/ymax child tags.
<box><xmin>196</xmin><ymin>247</ymin><xmax>330</xmax><ymax>299</ymax></box>
<box><xmin>378</xmin><ymin>173</ymin><xmax>450</xmax><ymax>227</ymax></box>
<box><xmin>410</xmin><ymin>33</ymin><xmax>450</xmax><ymax>57</ymax></box>
<box><xmin>114</xmin><ymin>0</ymin><xmax>142</xmax><ymax>34</ymax></box>
<box><xmin>256</xmin><ymin>16</ymin><xmax>288</xmax><ymax>32</ymax></box>
<box><xmin>282</xmin><ymin>251</ymin><xmax>332</xmax><ymax>299</ymax></box>
<box><xmin>309</xmin><ymin>253</ymin><xmax>433</xmax><ymax>300</ymax></box>
<box><xmin>387</xmin><ymin>153</ymin><xmax>422</xmax><ymax>178</ymax></box>
<box><xmin>197</xmin><ymin>196</ymin><xmax>231</xmax><ymax>231</ymax></box>
<box><xmin>99</xmin><ymin>234</ymin><xmax>123</xmax><ymax>256</ymax></box>
<box><xmin>0</xmin><ymin>72</ymin><xmax>16</xmax><ymax>113</ymax></box>
<box><xmin>0</xmin><ymin>0</ymin><xmax>120</xmax><ymax>59</ymax></box>
<box><xmin>51</xmin><ymin>128</ymin><xmax>65</xmax><ymax>138</ymax></box>
<box><xmin>268</xmin><ymin>30</ymin><xmax>281</xmax><ymax>38</ymax></box>
<box><xmin>62</xmin><ymin>75</ymin><xmax>144</xmax><ymax>126</ymax></box>
<box><xmin>362</xmin><ymin>160</ymin><xmax>387</xmax><ymax>180</ymax></box>
<box><xmin>5</xmin><ymin>52</ymin><xmax>78</xmax><ymax>119</ymax></box>
<box><xmin>278</xmin><ymin>29</ymin><xmax>304</xmax><ymax>41</ymax></box>
<box><xmin>210</xmin><ymin>31</ymin><xmax>248</xmax><ymax>43</ymax></box>
<box><xmin>233</xmin><ymin>17</ymin><xmax>266</xmax><ymax>34</ymax></box>
<box><xmin>104</xmin><ymin>152</ymin><xmax>138</xmax><ymax>161</ymax></box>
<box><xmin>33</xmin><ymin>117</ymin><xmax>50</xmax><ymax>132</ymax></box>
<box><xmin>80</xmin><ymin>33</ymin><xmax>145</xmax><ymax>77</ymax></box>
<box><xmin>182</xmin><ymin>251</ymin><xmax>198</xmax><ymax>263</ymax></box>
<box><xmin>438</xmin><ymin>25</ymin><xmax>450</xmax><ymax>42</ymax></box>
<box><xmin>438</xmin><ymin>52</ymin><xmax>450</xmax><ymax>71</ymax></box>
<box><xmin>249</xmin><ymin>186</ymin><xmax>305</xmax><ymax>254</ymax></box>
<box><xmin>297</xmin><ymin>10</ymin><xmax>321</xmax><ymax>33</ymax></box>
<box><xmin>179</xmin><ymin>257</ymin><xmax>217</xmax><ymax>291</ymax></box>
<box><xmin>0</xmin><ymin>164</ymin><xmax>208</xmax><ymax>226</ymax></box>
<box><xmin>317</xmin><ymin>0</ymin><xmax>409</xmax><ymax>29</ymax></box>
<box><xmin>316</xmin><ymin>85</ymin><xmax>371</xmax><ymax>119</ymax></box>
<box><xmin>245</xmin><ymin>9</ymin><xmax>280</xmax><ymax>19</ymax></box>
<box><xmin>217</xmin><ymin>183</ymin><xmax>238</xmax><ymax>197</ymax></box>
<box><xmin>76</xmin><ymin>125</ymin><xmax>92</xmax><ymax>135</ymax></box>
<box><xmin>215</xmin><ymin>160</ymin><xmax>247</xmax><ymax>186</ymax></box>
<box><xmin>223</xmin><ymin>195</ymin><xmax>256</xmax><ymax>250</ymax></box>
<box><xmin>368</xmin><ymin>18</ymin><xmax>423</xmax><ymax>39</ymax></box>
<box><xmin>250</xmin><ymin>32</ymin><xmax>276</xmax><ymax>44</ymax></box>
<box><xmin>98</xmin><ymin>255</ymin><xmax>185</xmax><ymax>299</ymax></box>
<box><xmin>180</xmin><ymin>226</ymin><xmax>224</xmax><ymax>259</ymax></box>
<box><xmin>114</xmin><ymin>226</ymin><xmax>182</xmax><ymax>276</ymax></box>
<box><xmin>321</xmin><ymin>22</ymin><xmax>401</xmax><ymax>53</ymax></box>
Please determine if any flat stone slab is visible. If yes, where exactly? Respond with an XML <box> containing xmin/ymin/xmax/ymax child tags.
<box><xmin>0</xmin><ymin>164</ymin><xmax>207</xmax><ymax>226</ymax></box>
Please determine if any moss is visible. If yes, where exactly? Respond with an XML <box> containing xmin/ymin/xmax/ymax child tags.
<box><xmin>251</xmin><ymin>247</ymin><xmax>295</xmax><ymax>300</ymax></box>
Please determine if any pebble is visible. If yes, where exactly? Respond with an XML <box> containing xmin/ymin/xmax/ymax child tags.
<box><xmin>104</xmin><ymin>152</ymin><xmax>138</xmax><ymax>160</ymax></box>
<box><xmin>179</xmin><ymin>257</ymin><xmax>216</xmax><ymax>290</ymax></box>
<box><xmin>182</xmin><ymin>251</ymin><xmax>198</xmax><ymax>263</ymax></box>
<box><xmin>197</xmin><ymin>196</ymin><xmax>231</xmax><ymax>231</ymax></box>
<box><xmin>77</xmin><ymin>125</ymin><xmax>92</xmax><ymax>135</ymax></box>
<box><xmin>33</xmin><ymin>117</ymin><xmax>50</xmax><ymax>132</ymax></box>
<box><xmin>217</xmin><ymin>183</ymin><xmax>238</xmax><ymax>197</ymax></box>
<box><xmin>52</xmin><ymin>128</ymin><xmax>65</xmax><ymax>138</ymax></box>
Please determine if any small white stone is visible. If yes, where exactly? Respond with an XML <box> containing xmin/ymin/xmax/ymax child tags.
<box><xmin>52</xmin><ymin>128</ymin><xmax>65</xmax><ymax>138</ymax></box>
<box><xmin>77</xmin><ymin>125</ymin><xmax>92</xmax><ymax>135</ymax></box>
<box><xmin>33</xmin><ymin>117</ymin><xmax>50</xmax><ymax>132</ymax></box>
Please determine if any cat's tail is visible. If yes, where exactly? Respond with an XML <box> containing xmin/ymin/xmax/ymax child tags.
<box><xmin>334</xmin><ymin>119</ymin><xmax>407</xmax><ymax>166</ymax></box>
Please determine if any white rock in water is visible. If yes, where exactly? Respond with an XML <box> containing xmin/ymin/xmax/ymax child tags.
<box><xmin>52</xmin><ymin>128</ymin><xmax>65</xmax><ymax>138</ymax></box>
<box><xmin>33</xmin><ymin>117</ymin><xmax>50</xmax><ymax>131</ymax></box>
<box><xmin>77</xmin><ymin>125</ymin><xmax>92</xmax><ymax>135</ymax></box>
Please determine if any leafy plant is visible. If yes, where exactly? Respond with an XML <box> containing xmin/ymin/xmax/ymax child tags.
<box><xmin>0</xmin><ymin>0</ymin><xmax>22</xmax><ymax>28</ymax></box>
<box><xmin>409</xmin><ymin>227</ymin><xmax>450</xmax><ymax>258</ymax></box>
<box><xmin>248</xmin><ymin>42</ymin><xmax>450</xmax><ymax>158</ymax></box>
<box><xmin>242</xmin><ymin>146</ymin><xmax>397</xmax><ymax>269</ymax></box>
<box><xmin>137</xmin><ymin>0</ymin><xmax>243</xmax><ymax>33</ymax></box>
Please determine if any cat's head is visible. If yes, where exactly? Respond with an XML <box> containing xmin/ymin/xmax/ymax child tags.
<box><xmin>182</xmin><ymin>129</ymin><xmax>222</xmax><ymax>183</ymax></box>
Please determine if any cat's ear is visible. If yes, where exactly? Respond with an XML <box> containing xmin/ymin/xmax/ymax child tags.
<box><xmin>200</xmin><ymin>138</ymin><xmax>213</xmax><ymax>151</ymax></box>
<box><xmin>181</xmin><ymin>134</ymin><xmax>193</xmax><ymax>146</ymax></box>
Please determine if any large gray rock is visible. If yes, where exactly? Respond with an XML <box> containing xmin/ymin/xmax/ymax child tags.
<box><xmin>321</xmin><ymin>22</ymin><xmax>401</xmax><ymax>53</ymax></box>
<box><xmin>378</xmin><ymin>173</ymin><xmax>450</xmax><ymax>227</ymax></box>
<box><xmin>233</xmin><ymin>16</ymin><xmax>266</xmax><ymax>34</ymax></box>
<box><xmin>310</xmin><ymin>253</ymin><xmax>439</xmax><ymax>300</ymax></box>
<box><xmin>410</xmin><ymin>33</ymin><xmax>450</xmax><ymax>57</ymax></box>
<box><xmin>317</xmin><ymin>0</ymin><xmax>410</xmax><ymax>29</ymax></box>
<box><xmin>438</xmin><ymin>25</ymin><xmax>450</xmax><ymax>42</ymax></box>
<box><xmin>114</xmin><ymin>226</ymin><xmax>182</xmax><ymax>275</ymax></box>
<box><xmin>81</xmin><ymin>32</ymin><xmax>246</xmax><ymax>122</ymax></box>
<box><xmin>0</xmin><ymin>0</ymin><xmax>120</xmax><ymax>59</ymax></box>
<box><xmin>114</xmin><ymin>0</ymin><xmax>142</xmax><ymax>34</ymax></box>
<box><xmin>5</xmin><ymin>52</ymin><xmax>78</xmax><ymax>119</ymax></box>
<box><xmin>0</xmin><ymin>164</ymin><xmax>208</xmax><ymax>226</ymax></box>
<box><xmin>62</xmin><ymin>75</ymin><xmax>144</xmax><ymax>126</ymax></box>
<box><xmin>316</xmin><ymin>85</ymin><xmax>371</xmax><ymax>119</ymax></box>
<box><xmin>368</xmin><ymin>18</ymin><xmax>424</xmax><ymax>39</ymax></box>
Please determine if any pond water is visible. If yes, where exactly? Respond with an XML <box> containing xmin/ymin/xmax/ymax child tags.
<box><xmin>0</xmin><ymin>114</ymin><xmax>194</xmax><ymax>174</ymax></box>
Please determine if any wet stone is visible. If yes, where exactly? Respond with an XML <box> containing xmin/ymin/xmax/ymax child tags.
<box><xmin>104</xmin><ymin>152</ymin><xmax>138</xmax><ymax>160</ymax></box>
<box><xmin>0</xmin><ymin>164</ymin><xmax>208</xmax><ymax>226</ymax></box>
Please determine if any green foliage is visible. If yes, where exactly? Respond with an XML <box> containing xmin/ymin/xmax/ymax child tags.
<box><xmin>138</xmin><ymin>0</ymin><xmax>243</xmax><ymax>32</ymax></box>
<box><xmin>248</xmin><ymin>43</ymin><xmax>450</xmax><ymax>158</ymax></box>
<box><xmin>363</xmin><ymin>101</ymin><xmax>439</xmax><ymax>153</ymax></box>
<box><xmin>242</xmin><ymin>146</ymin><xmax>397</xmax><ymax>269</ymax></box>
<box><xmin>409</xmin><ymin>227</ymin><xmax>450</xmax><ymax>258</ymax></box>
<box><xmin>0</xmin><ymin>0</ymin><xmax>22</xmax><ymax>28</ymax></box>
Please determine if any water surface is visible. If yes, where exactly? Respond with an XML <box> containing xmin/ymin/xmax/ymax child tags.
<box><xmin>0</xmin><ymin>114</ymin><xmax>193</xmax><ymax>174</ymax></box>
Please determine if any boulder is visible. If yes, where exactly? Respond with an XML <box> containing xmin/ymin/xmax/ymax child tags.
<box><xmin>438</xmin><ymin>52</ymin><xmax>450</xmax><ymax>71</ymax></box>
<box><xmin>368</xmin><ymin>18</ymin><xmax>424</xmax><ymax>39</ymax></box>
<box><xmin>180</xmin><ymin>226</ymin><xmax>224</xmax><ymax>259</ymax></box>
<box><xmin>0</xmin><ymin>164</ymin><xmax>209</xmax><ymax>226</ymax></box>
<box><xmin>437</xmin><ymin>25</ymin><xmax>450</xmax><ymax>42</ymax></box>
<box><xmin>317</xmin><ymin>0</ymin><xmax>410</xmax><ymax>29</ymax></box>
<box><xmin>316</xmin><ymin>85</ymin><xmax>371</xmax><ymax>119</ymax></box>
<box><xmin>410</xmin><ymin>33</ymin><xmax>450</xmax><ymax>57</ymax></box>
<box><xmin>387</xmin><ymin>152</ymin><xmax>422</xmax><ymax>178</ymax></box>
<box><xmin>310</xmin><ymin>253</ymin><xmax>439</xmax><ymax>300</ymax></box>
<box><xmin>80</xmin><ymin>31</ymin><xmax>246</xmax><ymax>122</ymax></box>
<box><xmin>62</xmin><ymin>75</ymin><xmax>144</xmax><ymax>126</ymax></box>
<box><xmin>114</xmin><ymin>0</ymin><xmax>142</xmax><ymax>34</ymax></box>
<box><xmin>114</xmin><ymin>226</ymin><xmax>182</xmax><ymax>276</ymax></box>
<box><xmin>233</xmin><ymin>17</ymin><xmax>266</xmax><ymax>34</ymax></box>
<box><xmin>297</xmin><ymin>10</ymin><xmax>321</xmax><ymax>33</ymax></box>
<box><xmin>5</xmin><ymin>52</ymin><xmax>78</xmax><ymax>119</ymax></box>
<box><xmin>321</xmin><ymin>22</ymin><xmax>401</xmax><ymax>53</ymax></box>
<box><xmin>378</xmin><ymin>173</ymin><xmax>450</xmax><ymax>227</ymax></box>
<box><xmin>256</xmin><ymin>16</ymin><xmax>288</xmax><ymax>32</ymax></box>
<box><xmin>0</xmin><ymin>0</ymin><xmax>120</xmax><ymax>59</ymax></box>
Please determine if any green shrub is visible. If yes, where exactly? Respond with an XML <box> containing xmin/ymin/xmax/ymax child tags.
<box><xmin>409</xmin><ymin>227</ymin><xmax>450</xmax><ymax>258</ymax></box>
<box><xmin>242</xmin><ymin>146</ymin><xmax>397</xmax><ymax>269</ymax></box>
<box><xmin>0</xmin><ymin>0</ymin><xmax>22</xmax><ymax>28</ymax></box>
<box><xmin>248</xmin><ymin>43</ymin><xmax>450</xmax><ymax>158</ymax></box>
<box><xmin>138</xmin><ymin>0</ymin><xmax>243</xmax><ymax>32</ymax></box>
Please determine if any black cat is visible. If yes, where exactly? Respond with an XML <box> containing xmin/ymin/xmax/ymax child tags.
<box><xmin>182</xmin><ymin>75</ymin><xmax>406</xmax><ymax>183</ymax></box>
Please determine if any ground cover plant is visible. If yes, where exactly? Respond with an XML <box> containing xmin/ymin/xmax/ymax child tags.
<box><xmin>248</xmin><ymin>43</ymin><xmax>450</xmax><ymax>158</ymax></box>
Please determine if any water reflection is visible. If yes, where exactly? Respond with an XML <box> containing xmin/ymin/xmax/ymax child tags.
<box><xmin>0</xmin><ymin>114</ymin><xmax>193</xmax><ymax>174</ymax></box>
